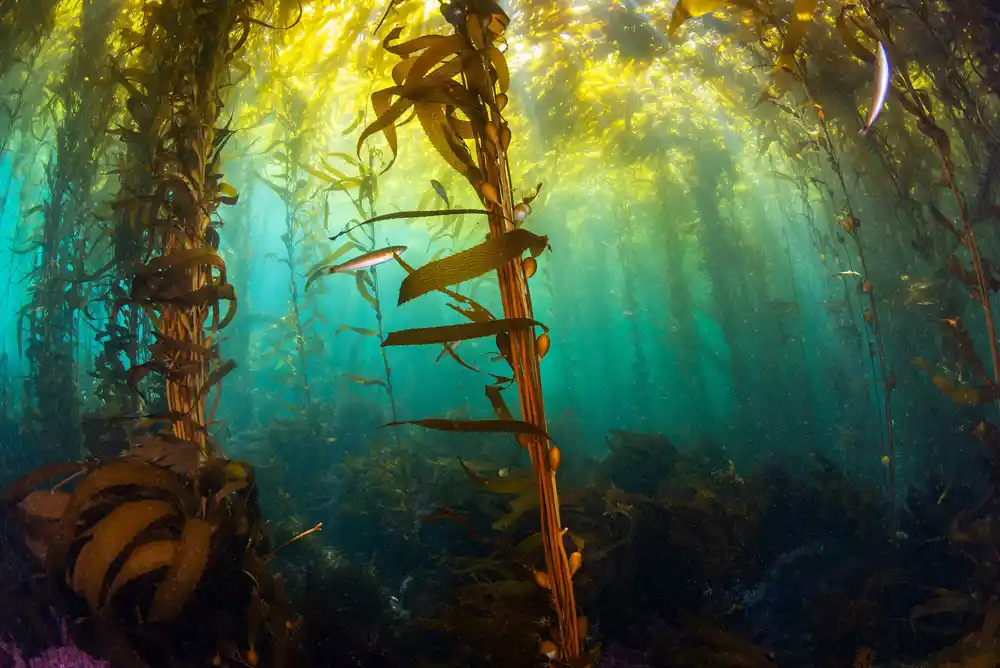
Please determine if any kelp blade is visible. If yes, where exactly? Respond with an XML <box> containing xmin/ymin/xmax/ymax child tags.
<box><xmin>397</xmin><ymin>228</ymin><xmax>548</xmax><ymax>305</ymax></box>
<box><xmin>382</xmin><ymin>418</ymin><xmax>552</xmax><ymax>441</ymax></box>
<box><xmin>383</xmin><ymin>317</ymin><xmax>546</xmax><ymax>347</ymax></box>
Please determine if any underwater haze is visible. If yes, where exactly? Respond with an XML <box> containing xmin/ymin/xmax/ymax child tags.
<box><xmin>1</xmin><ymin>0</ymin><xmax>1000</xmax><ymax>667</ymax></box>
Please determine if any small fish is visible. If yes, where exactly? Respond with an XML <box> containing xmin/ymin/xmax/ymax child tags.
<box><xmin>329</xmin><ymin>246</ymin><xmax>407</xmax><ymax>273</ymax></box>
<box><xmin>937</xmin><ymin>483</ymin><xmax>951</xmax><ymax>505</ymax></box>
<box><xmin>833</xmin><ymin>270</ymin><xmax>863</xmax><ymax>278</ymax></box>
<box><xmin>497</xmin><ymin>468</ymin><xmax>510</xmax><ymax>477</ymax></box>
<box><xmin>430</xmin><ymin>179</ymin><xmax>449</xmax><ymax>207</ymax></box>
<box><xmin>859</xmin><ymin>42</ymin><xmax>890</xmax><ymax>136</ymax></box>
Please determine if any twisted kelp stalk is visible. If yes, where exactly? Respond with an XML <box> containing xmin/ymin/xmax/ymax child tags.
<box><xmin>349</xmin><ymin>1</ymin><xmax>589</xmax><ymax>663</ymax></box>
<box><xmin>106</xmin><ymin>0</ymin><xmax>265</xmax><ymax>455</ymax></box>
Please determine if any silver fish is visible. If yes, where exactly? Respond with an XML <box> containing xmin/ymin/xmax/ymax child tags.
<box><xmin>859</xmin><ymin>42</ymin><xmax>890</xmax><ymax>136</ymax></box>
<box><xmin>330</xmin><ymin>245</ymin><xmax>407</xmax><ymax>273</ymax></box>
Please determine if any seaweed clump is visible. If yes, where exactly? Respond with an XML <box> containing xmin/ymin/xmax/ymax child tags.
<box><xmin>2</xmin><ymin>453</ymin><xmax>303</xmax><ymax>668</ymax></box>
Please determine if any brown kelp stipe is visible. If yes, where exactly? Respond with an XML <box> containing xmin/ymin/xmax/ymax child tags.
<box><xmin>355</xmin><ymin>0</ymin><xmax>588</xmax><ymax>663</ymax></box>
<box><xmin>462</xmin><ymin>15</ymin><xmax>585</xmax><ymax>665</ymax></box>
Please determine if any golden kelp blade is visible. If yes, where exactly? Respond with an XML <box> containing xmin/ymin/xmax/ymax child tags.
<box><xmin>381</xmin><ymin>418</ymin><xmax>552</xmax><ymax>441</ymax></box>
<box><xmin>71</xmin><ymin>499</ymin><xmax>176</xmax><ymax>611</ymax></box>
<box><xmin>148</xmin><ymin>518</ymin><xmax>212</xmax><ymax>622</ymax></box>
<box><xmin>382</xmin><ymin>317</ymin><xmax>546</xmax><ymax>347</ymax></box>
<box><xmin>394</xmin><ymin>254</ymin><xmax>496</xmax><ymax>323</ymax></box>
<box><xmin>50</xmin><ymin>462</ymin><xmax>186</xmax><ymax>573</ymax></box>
<box><xmin>398</xmin><ymin>228</ymin><xmax>549</xmax><ymax>305</ymax></box>
<box><xmin>668</xmin><ymin>0</ymin><xmax>762</xmax><ymax>39</ymax></box>
<box><xmin>105</xmin><ymin>540</ymin><xmax>179</xmax><ymax>609</ymax></box>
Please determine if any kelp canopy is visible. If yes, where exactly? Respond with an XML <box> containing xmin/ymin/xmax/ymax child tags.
<box><xmin>2</xmin><ymin>0</ymin><xmax>1000</xmax><ymax>666</ymax></box>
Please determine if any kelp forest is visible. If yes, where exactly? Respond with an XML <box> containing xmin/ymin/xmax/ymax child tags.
<box><xmin>2</xmin><ymin>0</ymin><xmax>1000</xmax><ymax>667</ymax></box>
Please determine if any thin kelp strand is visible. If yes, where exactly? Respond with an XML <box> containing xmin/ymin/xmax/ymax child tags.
<box><xmin>328</xmin><ymin>208</ymin><xmax>488</xmax><ymax>243</ymax></box>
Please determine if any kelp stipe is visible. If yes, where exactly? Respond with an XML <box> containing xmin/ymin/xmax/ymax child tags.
<box><xmin>105</xmin><ymin>0</ymin><xmax>252</xmax><ymax>453</ymax></box>
<box><xmin>355</xmin><ymin>1</ymin><xmax>590</xmax><ymax>663</ymax></box>
<box><xmin>308</xmin><ymin>147</ymin><xmax>402</xmax><ymax>443</ymax></box>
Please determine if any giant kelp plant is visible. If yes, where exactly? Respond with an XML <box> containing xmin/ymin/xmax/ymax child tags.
<box><xmin>5</xmin><ymin>0</ymin><xmax>1000</xmax><ymax>667</ymax></box>
<box><xmin>313</xmin><ymin>1</ymin><xmax>592</xmax><ymax>662</ymax></box>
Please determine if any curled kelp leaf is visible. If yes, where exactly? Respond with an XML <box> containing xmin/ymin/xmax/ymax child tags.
<box><xmin>382</xmin><ymin>418</ymin><xmax>552</xmax><ymax>441</ymax></box>
<box><xmin>50</xmin><ymin>462</ymin><xmax>186</xmax><ymax>573</ymax></box>
<box><xmin>148</xmin><ymin>518</ymin><xmax>212</xmax><ymax>622</ymax></box>
<box><xmin>105</xmin><ymin>540</ymin><xmax>179</xmax><ymax>609</ymax></box>
<box><xmin>383</xmin><ymin>317</ymin><xmax>546</xmax><ymax>346</ymax></box>
<box><xmin>398</xmin><ymin>228</ymin><xmax>549</xmax><ymax>305</ymax></box>
<box><xmin>71</xmin><ymin>500</ymin><xmax>177</xmax><ymax>612</ymax></box>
